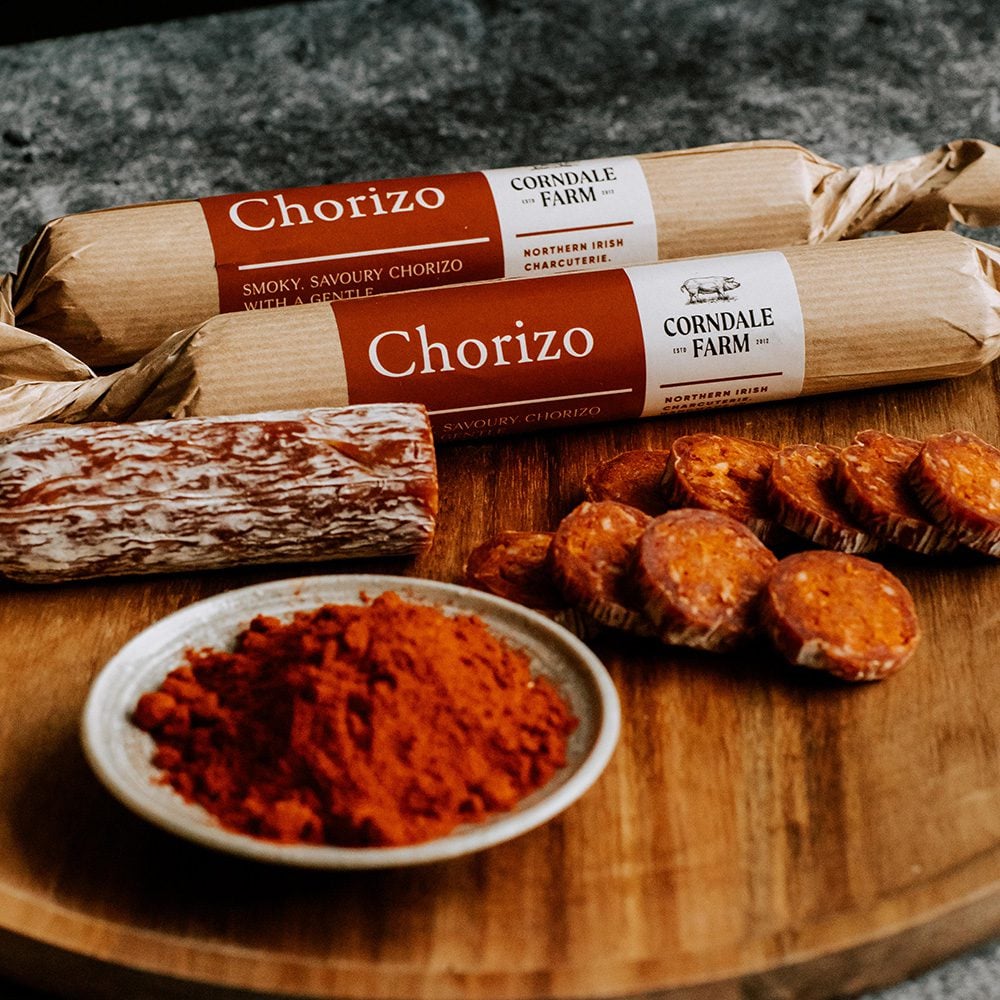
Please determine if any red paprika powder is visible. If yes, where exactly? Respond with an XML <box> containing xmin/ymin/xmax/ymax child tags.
<box><xmin>132</xmin><ymin>591</ymin><xmax>578</xmax><ymax>847</ymax></box>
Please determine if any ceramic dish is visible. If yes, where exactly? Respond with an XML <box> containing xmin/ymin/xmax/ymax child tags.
<box><xmin>81</xmin><ymin>574</ymin><xmax>621</xmax><ymax>869</ymax></box>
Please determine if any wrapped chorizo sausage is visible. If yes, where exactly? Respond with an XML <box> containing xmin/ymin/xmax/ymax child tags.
<box><xmin>0</xmin><ymin>404</ymin><xmax>438</xmax><ymax>584</ymax></box>
<box><xmin>0</xmin><ymin>230</ymin><xmax>998</xmax><ymax>441</ymax></box>
<box><xmin>3</xmin><ymin>137</ymin><xmax>1000</xmax><ymax>367</ymax></box>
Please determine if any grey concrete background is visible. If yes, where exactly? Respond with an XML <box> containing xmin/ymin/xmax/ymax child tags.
<box><xmin>1</xmin><ymin>1</ymin><xmax>999</xmax><ymax>997</ymax></box>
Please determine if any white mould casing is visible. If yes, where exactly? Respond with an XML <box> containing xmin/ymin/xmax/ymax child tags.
<box><xmin>0</xmin><ymin>404</ymin><xmax>438</xmax><ymax>584</ymax></box>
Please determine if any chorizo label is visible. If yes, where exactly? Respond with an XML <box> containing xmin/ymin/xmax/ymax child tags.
<box><xmin>481</xmin><ymin>156</ymin><xmax>658</xmax><ymax>277</ymax></box>
<box><xmin>199</xmin><ymin>172</ymin><xmax>504</xmax><ymax>311</ymax></box>
<box><xmin>334</xmin><ymin>270</ymin><xmax>647</xmax><ymax>442</ymax></box>
<box><xmin>333</xmin><ymin>251</ymin><xmax>805</xmax><ymax>441</ymax></box>
<box><xmin>626</xmin><ymin>252</ymin><xmax>806</xmax><ymax>416</ymax></box>
<box><xmin>198</xmin><ymin>157</ymin><xmax>657</xmax><ymax>312</ymax></box>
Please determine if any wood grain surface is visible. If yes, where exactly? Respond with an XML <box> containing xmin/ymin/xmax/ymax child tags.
<box><xmin>1</xmin><ymin>365</ymin><xmax>999</xmax><ymax>1000</ymax></box>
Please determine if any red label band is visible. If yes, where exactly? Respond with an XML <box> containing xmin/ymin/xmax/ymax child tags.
<box><xmin>199</xmin><ymin>173</ymin><xmax>504</xmax><ymax>311</ymax></box>
<box><xmin>332</xmin><ymin>270</ymin><xmax>647</xmax><ymax>441</ymax></box>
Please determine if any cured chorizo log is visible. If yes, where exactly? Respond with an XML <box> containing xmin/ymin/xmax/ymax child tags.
<box><xmin>0</xmin><ymin>403</ymin><xmax>437</xmax><ymax>584</ymax></box>
<box><xmin>761</xmin><ymin>551</ymin><xmax>921</xmax><ymax>681</ymax></box>
<box><xmin>837</xmin><ymin>429</ymin><xmax>959</xmax><ymax>555</ymax></box>
<box><xmin>634</xmin><ymin>508</ymin><xmax>777</xmax><ymax>652</ymax></box>
<box><xmin>908</xmin><ymin>430</ymin><xmax>1000</xmax><ymax>557</ymax></box>
<box><xmin>6</xmin><ymin>138</ymin><xmax>998</xmax><ymax>367</ymax></box>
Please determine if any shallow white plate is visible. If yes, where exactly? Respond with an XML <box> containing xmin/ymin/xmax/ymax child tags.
<box><xmin>81</xmin><ymin>574</ymin><xmax>621</xmax><ymax>869</ymax></box>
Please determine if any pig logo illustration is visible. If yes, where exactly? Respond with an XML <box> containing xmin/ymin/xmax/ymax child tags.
<box><xmin>681</xmin><ymin>275</ymin><xmax>740</xmax><ymax>304</ymax></box>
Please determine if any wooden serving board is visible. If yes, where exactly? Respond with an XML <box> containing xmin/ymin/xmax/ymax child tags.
<box><xmin>1</xmin><ymin>367</ymin><xmax>1000</xmax><ymax>1000</ymax></box>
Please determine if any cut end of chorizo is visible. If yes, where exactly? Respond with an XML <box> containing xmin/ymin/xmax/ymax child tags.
<box><xmin>761</xmin><ymin>550</ymin><xmax>920</xmax><ymax>681</ymax></box>
<box><xmin>908</xmin><ymin>430</ymin><xmax>1000</xmax><ymax>557</ymax></box>
<box><xmin>634</xmin><ymin>508</ymin><xmax>778</xmax><ymax>652</ymax></box>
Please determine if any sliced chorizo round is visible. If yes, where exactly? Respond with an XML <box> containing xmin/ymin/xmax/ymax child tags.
<box><xmin>634</xmin><ymin>508</ymin><xmax>778</xmax><ymax>652</ymax></box>
<box><xmin>583</xmin><ymin>449</ymin><xmax>672</xmax><ymax>516</ymax></box>
<box><xmin>767</xmin><ymin>443</ymin><xmax>880</xmax><ymax>553</ymax></box>
<box><xmin>464</xmin><ymin>531</ymin><xmax>562</xmax><ymax>611</ymax></box>
<box><xmin>908</xmin><ymin>430</ymin><xmax>1000</xmax><ymax>557</ymax></box>
<box><xmin>463</xmin><ymin>530</ymin><xmax>598</xmax><ymax>638</ymax></box>
<box><xmin>837</xmin><ymin>429</ymin><xmax>959</xmax><ymax>555</ymax></box>
<box><xmin>548</xmin><ymin>500</ymin><xmax>653</xmax><ymax>635</ymax></box>
<box><xmin>662</xmin><ymin>433</ymin><xmax>781</xmax><ymax>544</ymax></box>
<box><xmin>761</xmin><ymin>550</ymin><xmax>920</xmax><ymax>681</ymax></box>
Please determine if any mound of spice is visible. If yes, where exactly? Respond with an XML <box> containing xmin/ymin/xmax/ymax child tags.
<box><xmin>132</xmin><ymin>591</ymin><xmax>578</xmax><ymax>847</ymax></box>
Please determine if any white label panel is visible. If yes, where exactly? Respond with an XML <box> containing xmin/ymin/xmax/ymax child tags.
<box><xmin>483</xmin><ymin>156</ymin><xmax>659</xmax><ymax>278</ymax></box>
<box><xmin>624</xmin><ymin>252</ymin><xmax>806</xmax><ymax>416</ymax></box>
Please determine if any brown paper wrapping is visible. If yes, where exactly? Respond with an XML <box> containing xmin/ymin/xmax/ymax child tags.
<box><xmin>0</xmin><ymin>230</ymin><xmax>997</xmax><ymax>439</ymax></box>
<box><xmin>3</xmin><ymin>138</ymin><xmax>999</xmax><ymax>368</ymax></box>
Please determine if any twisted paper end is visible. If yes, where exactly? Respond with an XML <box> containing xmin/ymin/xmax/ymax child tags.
<box><xmin>0</xmin><ymin>323</ymin><xmax>201</xmax><ymax>433</ymax></box>
<box><xmin>813</xmin><ymin>139</ymin><xmax>1000</xmax><ymax>242</ymax></box>
<box><xmin>0</xmin><ymin>275</ymin><xmax>15</xmax><ymax>328</ymax></box>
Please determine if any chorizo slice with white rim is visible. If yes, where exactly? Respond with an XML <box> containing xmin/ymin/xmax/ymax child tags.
<box><xmin>837</xmin><ymin>429</ymin><xmax>959</xmax><ymax>555</ymax></box>
<box><xmin>548</xmin><ymin>500</ymin><xmax>653</xmax><ymax>635</ymax></box>
<box><xmin>761</xmin><ymin>550</ymin><xmax>920</xmax><ymax>681</ymax></box>
<box><xmin>767</xmin><ymin>443</ymin><xmax>880</xmax><ymax>553</ymax></box>
<box><xmin>463</xmin><ymin>530</ymin><xmax>598</xmax><ymax>637</ymax></box>
<box><xmin>583</xmin><ymin>449</ymin><xmax>672</xmax><ymax>516</ymax></box>
<box><xmin>634</xmin><ymin>508</ymin><xmax>778</xmax><ymax>652</ymax></box>
<box><xmin>662</xmin><ymin>433</ymin><xmax>781</xmax><ymax>544</ymax></box>
<box><xmin>908</xmin><ymin>430</ymin><xmax>1000</xmax><ymax>557</ymax></box>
